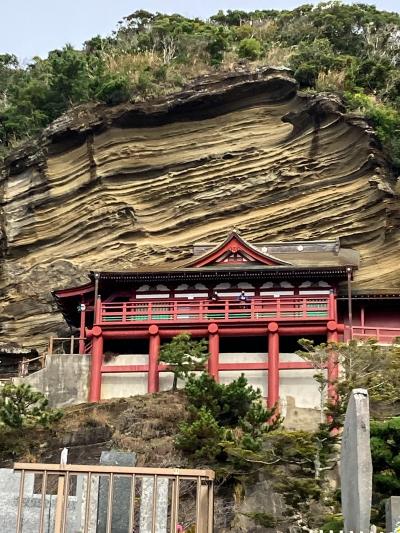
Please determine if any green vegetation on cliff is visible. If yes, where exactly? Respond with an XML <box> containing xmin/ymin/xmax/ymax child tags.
<box><xmin>298</xmin><ymin>338</ymin><xmax>400</xmax><ymax>527</ymax></box>
<box><xmin>1</xmin><ymin>2</ymin><xmax>400</xmax><ymax>165</ymax></box>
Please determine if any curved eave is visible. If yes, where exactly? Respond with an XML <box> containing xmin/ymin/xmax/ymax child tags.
<box><xmin>53</xmin><ymin>283</ymin><xmax>94</xmax><ymax>328</ymax></box>
<box><xmin>53</xmin><ymin>282</ymin><xmax>94</xmax><ymax>299</ymax></box>
<box><xmin>94</xmin><ymin>266</ymin><xmax>354</xmax><ymax>283</ymax></box>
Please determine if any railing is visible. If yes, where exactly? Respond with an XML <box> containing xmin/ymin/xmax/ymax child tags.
<box><xmin>48</xmin><ymin>337</ymin><xmax>91</xmax><ymax>356</ymax></box>
<box><xmin>13</xmin><ymin>462</ymin><xmax>214</xmax><ymax>533</ymax></box>
<box><xmin>17</xmin><ymin>355</ymin><xmax>46</xmax><ymax>377</ymax></box>
<box><xmin>100</xmin><ymin>296</ymin><xmax>331</xmax><ymax>325</ymax></box>
<box><xmin>350</xmin><ymin>326</ymin><xmax>400</xmax><ymax>344</ymax></box>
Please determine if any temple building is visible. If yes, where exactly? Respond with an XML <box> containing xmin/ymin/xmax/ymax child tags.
<box><xmin>53</xmin><ymin>231</ymin><xmax>400</xmax><ymax>410</ymax></box>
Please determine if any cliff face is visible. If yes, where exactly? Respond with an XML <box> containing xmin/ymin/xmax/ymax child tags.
<box><xmin>1</xmin><ymin>67</ymin><xmax>399</xmax><ymax>348</ymax></box>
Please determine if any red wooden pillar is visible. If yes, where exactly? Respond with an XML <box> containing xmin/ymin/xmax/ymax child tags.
<box><xmin>267</xmin><ymin>322</ymin><xmax>280</xmax><ymax>408</ymax></box>
<box><xmin>328</xmin><ymin>289</ymin><xmax>336</xmax><ymax>321</ymax></box>
<box><xmin>148</xmin><ymin>325</ymin><xmax>160</xmax><ymax>393</ymax></box>
<box><xmin>327</xmin><ymin>320</ymin><xmax>339</xmax><ymax>403</ymax></box>
<box><xmin>208</xmin><ymin>323</ymin><xmax>219</xmax><ymax>381</ymax></box>
<box><xmin>89</xmin><ymin>325</ymin><xmax>103</xmax><ymax>402</ymax></box>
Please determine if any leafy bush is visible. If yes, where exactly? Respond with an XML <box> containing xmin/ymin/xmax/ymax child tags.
<box><xmin>96</xmin><ymin>74</ymin><xmax>131</xmax><ymax>105</ymax></box>
<box><xmin>298</xmin><ymin>338</ymin><xmax>400</xmax><ymax>427</ymax></box>
<box><xmin>136</xmin><ymin>69</ymin><xmax>155</xmax><ymax>95</ymax></box>
<box><xmin>319</xmin><ymin>515</ymin><xmax>344</xmax><ymax>531</ymax></box>
<box><xmin>206</xmin><ymin>28</ymin><xmax>230</xmax><ymax>65</ymax></box>
<box><xmin>238</xmin><ymin>38</ymin><xmax>262</xmax><ymax>60</ymax></box>
<box><xmin>299</xmin><ymin>339</ymin><xmax>400</xmax><ymax>526</ymax></box>
<box><xmin>344</xmin><ymin>92</ymin><xmax>400</xmax><ymax>166</ymax></box>
<box><xmin>294</xmin><ymin>63</ymin><xmax>318</xmax><ymax>88</ymax></box>
<box><xmin>368</xmin><ymin>418</ymin><xmax>400</xmax><ymax>525</ymax></box>
<box><xmin>185</xmin><ymin>372</ymin><xmax>260</xmax><ymax>427</ymax></box>
<box><xmin>0</xmin><ymin>383</ymin><xmax>62</xmax><ymax>429</ymax></box>
<box><xmin>352</xmin><ymin>58</ymin><xmax>391</xmax><ymax>92</ymax></box>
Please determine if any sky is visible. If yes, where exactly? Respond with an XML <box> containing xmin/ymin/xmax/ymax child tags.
<box><xmin>1</xmin><ymin>0</ymin><xmax>399</xmax><ymax>61</ymax></box>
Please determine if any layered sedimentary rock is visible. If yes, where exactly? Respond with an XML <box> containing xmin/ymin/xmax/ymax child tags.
<box><xmin>1</xmin><ymin>67</ymin><xmax>399</xmax><ymax>348</ymax></box>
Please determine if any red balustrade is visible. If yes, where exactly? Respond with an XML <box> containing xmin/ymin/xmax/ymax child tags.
<box><xmin>98</xmin><ymin>296</ymin><xmax>331</xmax><ymax>326</ymax></box>
<box><xmin>350</xmin><ymin>326</ymin><xmax>400</xmax><ymax>344</ymax></box>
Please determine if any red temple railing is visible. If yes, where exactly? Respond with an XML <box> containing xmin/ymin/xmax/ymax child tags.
<box><xmin>99</xmin><ymin>296</ymin><xmax>332</xmax><ymax>325</ymax></box>
<box><xmin>350</xmin><ymin>326</ymin><xmax>400</xmax><ymax>344</ymax></box>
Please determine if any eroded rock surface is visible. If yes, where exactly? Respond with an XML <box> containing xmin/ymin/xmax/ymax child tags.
<box><xmin>1</xmin><ymin>67</ymin><xmax>399</xmax><ymax>348</ymax></box>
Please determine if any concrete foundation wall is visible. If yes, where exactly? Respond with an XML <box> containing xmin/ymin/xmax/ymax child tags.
<box><xmin>218</xmin><ymin>352</ymin><xmax>322</xmax><ymax>410</ymax></box>
<box><xmin>100</xmin><ymin>352</ymin><xmax>322</xmax><ymax>430</ymax></box>
<box><xmin>14</xmin><ymin>354</ymin><xmax>90</xmax><ymax>407</ymax></box>
<box><xmin>102</xmin><ymin>354</ymin><xmax>180</xmax><ymax>398</ymax></box>
<box><xmin>102</xmin><ymin>354</ymin><xmax>148</xmax><ymax>398</ymax></box>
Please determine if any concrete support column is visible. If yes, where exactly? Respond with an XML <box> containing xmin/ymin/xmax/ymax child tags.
<box><xmin>208</xmin><ymin>323</ymin><xmax>219</xmax><ymax>381</ymax></box>
<box><xmin>327</xmin><ymin>320</ymin><xmax>339</xmax><ymax>403</ymax></box>
<box><xmin>89</xmin><ymin>325</ymin><xmax>103</xmax><ymax>402</ymax></box>
<box><xmin>148</xmin><ymin>325</ymin><xmax>160</xmax><ymax>393</ymax></box>
<box><xmin>267</xmin><ymin>322</ymin><xmax>280</xmax><ymax>408</ymax></box>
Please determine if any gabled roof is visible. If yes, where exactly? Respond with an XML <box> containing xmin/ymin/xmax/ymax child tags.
<box><xmin>183</xmin><ymin>231</ymin><xmax>291</xmax><ymax>268</ymax></box>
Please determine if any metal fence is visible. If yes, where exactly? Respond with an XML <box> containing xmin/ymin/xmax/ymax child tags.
<box><xmin>13</xmin><ymin>463</ymin><xmax>214</xmax><ymax>533</ymax></box>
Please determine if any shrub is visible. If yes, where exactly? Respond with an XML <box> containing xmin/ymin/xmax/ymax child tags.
<box><xmin>206</xmin><ymin>28</ymin><xmax>230</xmax><ymax>65</ymax></box>
<box><xmin>294</xmin><ymin>63</ymin><xmax>318</xmax><ymax>88</ymax></box>
<box><xmin>185</xmin><ymin>373</ymin><xmax>260</xmax><ymax>427</ymax></box>
<box><xmin>0</xmin><ymin>383</ymin><xmax>62</xmax><ymax>429</ymax></box>
<box><xmin>344</xmin><ymin>92</ymin><xmax>400</xmax><ymax>167</ymax></box>
<box><xmin>238</xmin><ymin>38</ymin><xmax>262</xmax><ymax>60</ymax></box>
<box><xmin>96</xmin><ymin>74</ymin><xmax>131</xmax><ymax>105</ymax></box>
<box><xmin>290</xmin><ymin>39</ymin><xmax>338</xmax><ymax>82</ymax></box>
<box><xmin>175</xmin><ymin>407</ymin><xmax>224</xmax><ymax>461</ymax></box>
<box><xmin>352</xmin><ymin>57</ymin><xmax>391</xmax><ymax>92</ymax></box>
<box><xmin>176</xmin><ymin>372</ymin><xmax>280</xmax><ymax>462</ymax></box>
<box><xmin>136</xmin><ymin>69</ymin><xmax>154</xmax><ymax>95</ymax></box>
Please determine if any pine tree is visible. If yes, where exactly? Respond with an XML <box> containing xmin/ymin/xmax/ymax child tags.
<box><xmin>175</xmin><ymin>372</ymin><xmax>281</xmax><ymax>463</ymax></box>
<box><xmin>175</xmin><ymin>407</ymin><xmax>224</xmax><ymax>461</ymax></box>
<box><xmin>0</xmin><ymin>383</ymin><xmax>62</xmax><ymax>429</ymax></box>
<box><xmin>159</xmin><ymin>334</ymin><xmax>209</xmax><ymax>391</ymax></box>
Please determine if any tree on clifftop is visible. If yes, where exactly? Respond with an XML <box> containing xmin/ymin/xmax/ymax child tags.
<box><xmin>159</xmin><ymin>334</ymin><xmax>209</xmax><ymax>391</ymax></box>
